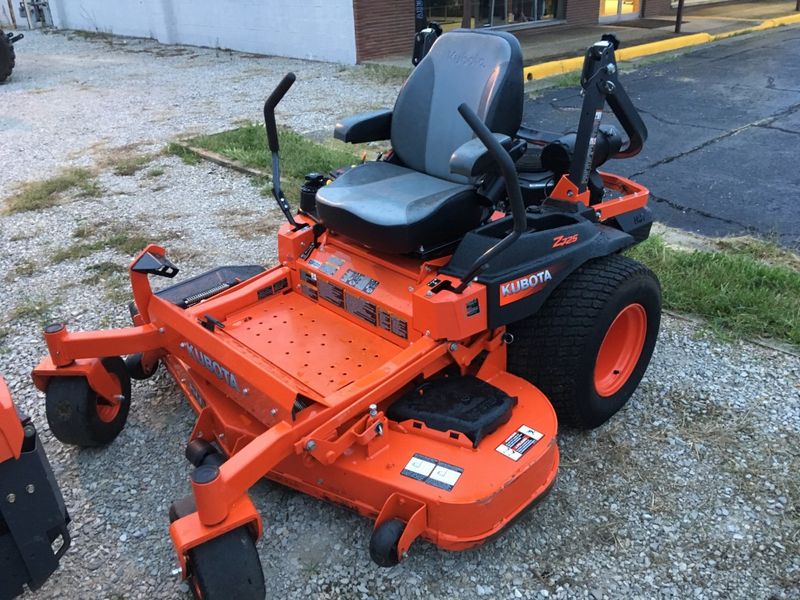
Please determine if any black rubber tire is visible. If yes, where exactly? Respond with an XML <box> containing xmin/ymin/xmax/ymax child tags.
<box><xmin>125</xmin><ymin>352</ymin><xmax>159</xmax><ymax>380</ymax></box>
<box><xmin>0</xmin><ymin>32</ymin><xmax>15</xmax><ymax>83</ymax></box>
<box><xmin>45</xmin><ymin>357</ymin><xmax>131</xmax><ymax>446</ymax></box>
<box><xmin>369</xmin><ymin>519</ymin><xmax>405</xmax><ymax>568</ymax></box>
<box><xmin>507</xmin><ymin>254</ymin><xmax>661</xmax><ymax>429</ymax></box>
<box><xmin>187</xmin><ymin>526</ymin><xmax>265</xmax><ymax>600</ymax></box>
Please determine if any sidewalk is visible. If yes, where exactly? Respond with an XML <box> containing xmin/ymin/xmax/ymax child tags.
<box><xmin>371</xmin><ymin>0</ymin><xmax>799</xmax><ymax>69</ymax></box>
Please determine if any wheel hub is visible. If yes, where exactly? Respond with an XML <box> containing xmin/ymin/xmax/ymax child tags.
<box><xmin>594</xmin><ymin>303</ymin><xmax>647</xmax><ymax>397</ymax></box>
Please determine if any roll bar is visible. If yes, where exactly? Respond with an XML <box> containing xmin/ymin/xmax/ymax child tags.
<box><xmin>570</xmin><ymin>36</ymin><xmax>648</xmax><ymax>192</ymax></box>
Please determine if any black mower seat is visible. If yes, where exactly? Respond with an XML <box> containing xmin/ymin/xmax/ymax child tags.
<box><xmin>316</xmin><ymin>28</ymin><xmax>523</xmax><ymax>255</ymax></box>
<box><xmin>315</xmin><ymin>161</ymin><xmax>482</xmax><ymax>254</ymax></box>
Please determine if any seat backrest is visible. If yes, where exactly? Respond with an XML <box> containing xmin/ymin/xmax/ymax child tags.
<box><xmin>390</xmin><ymin>29</ymin><xmax>523</xmax><ymax>184</ymax></box>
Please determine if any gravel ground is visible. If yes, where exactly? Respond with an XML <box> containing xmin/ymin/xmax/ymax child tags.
<box><xmin>1</xmin><ymin>30</ymin><xmax>399</xmax><ymax>190</ymax></box>
<box><xmin>1</xmin><ymin>31</ymin><xmax>799</xmax><ymax>600</ymax></box>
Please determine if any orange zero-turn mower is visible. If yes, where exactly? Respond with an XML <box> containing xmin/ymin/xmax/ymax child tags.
<box><xmin>0</xmin><ymin>377</ymin><xmax>70</xmax><ymax>598</ymax></box>
<box><xmin>31</xmin><ymin>30</ymin><xmax>660</xmax><ymax>598</ymax></box>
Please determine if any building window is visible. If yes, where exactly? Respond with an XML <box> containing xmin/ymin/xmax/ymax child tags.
<box><xmin>424</xmin><ymin>0</ymin><xmax>561</xmax><ymax>30</ymax></box>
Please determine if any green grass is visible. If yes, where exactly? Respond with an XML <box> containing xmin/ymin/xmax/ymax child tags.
<box><xmin>627</xmin><ymin>236</ymin><xmax>800</xmax><ymax>345</ymax></box>
<box><xmin>179</xmin><ymin>125</ymin><xmax>359</xmax><ymax>203</ymax></box>
<box><xmin>185</xmin><ymin>125</ymin><xmax>358</xmax><ymax>180</ymax></box>
<box><xmin>542</xmin><ymin>70</ymin><xmax>583</xmax><ymax>90</ymax></box>
<box><xmin>167</xmin><ymin>142</ymin><xmax>201</xmax><ymax>165</ymax></box>
<box><xmin>146</xmin><ymin>167</ymin><xmax>165</xmax><ymax>178</ymax></box>
<box><xmin>83</xmin><ymin>261</ymin><xmax>127</xmax><ymax>284</ymax></box>
<box><xmin>52</xmin><ymin>224</ymin><xmax>152</xmax><ymax>263</ymax></box>
<box><xmin>4</xmin><ymin>168</ymin><xmax>101</xmax><ymax>213</ymax></box>
<box><xmin>9</xmin><ymin>259</ymin><xmax>37</xmax><ymax>279</ymax></box>
<box><xmin>8</xmin><ymin>296</ymin><xmax>61</xmax><ymax>325</ymax></box>
<box><xmin>83</xmin><ymin>262</ymin><xmax>131</xmax><ymax>303</ymax></box>
<box><xmin>715</xmin><ymin>236</ymin><xmax>800</xmax><ymax>272</ymax></box>
<box><xmin>111</xmin><ymin>154</ymin><xmax>154</xmax><ymax>176</ymax></box>
<box><xmin>352</xmin><ymin>63</ymin><xmax>411</xmax><ymax>86</ymax></box>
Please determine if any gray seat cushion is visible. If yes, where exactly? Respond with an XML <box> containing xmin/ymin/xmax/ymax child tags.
<box><xmin>315</xmin><ymin>161</ymin><xmax>483</xmax><ymax>254</ymax></box>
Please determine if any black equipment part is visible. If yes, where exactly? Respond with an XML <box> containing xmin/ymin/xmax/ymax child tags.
<box><xmin>0</xmin><ymin>30</ymin><xmax>20</xmax><ymax>84</ymax></box>
<box><xmin>388</xmin><ymin>376</ymin><xmax>517</xmax><ymax>447</ymax></box>
<box><xmin>518</xmin><ymin>170</ymin><xmax>555</xmax><ymax>206</ymax></box>
<box><xmin>451</xmin><ymin>104</ymin><xmax>527</xmax><ymax>293</ymax></box>
<box><xmin>569</xmin><ymin>38</ymin><xmax>648</xmax><ymax>193</ymax></box>
<box><xmin>153</xmin><ymin>265</ymin><xmax>266</xmax><ymax>309</ymax></box>
<box><xmin>541</xmin><ymin>126</ymin><xmax>622</xmax><ymax>176</ymax></box>
<box><xmin>442</xmin><ymin>205</ymin><xmax>653</xmax><ymax>328</ymax></box>
<box><xmin>131</xmin><ymin>249</ymin><xmax>179</xmax><ymax>278</ymax></box>
<box><xmin>263</xmin><ymin>72</ymin><xmax>305</xmax><ymax>230</ymax></box>
<box><xmin>0</xmin><ymin>418</ymin><xmax>70</xmax><ymax>598</ymax></box>
<box><xmin>412</xmin><ymin>22</ymin><xmax>442</xmax><ymax>66</ymax></box>
<box><xmin>541</xmin><ymin>125</ymin><xmax>615</xmax><ymax>204</ymax></box>
<box><xmin>300</xmin><ymin>172</ymin><xmax>327</xmax><ymax>217</ymax></box>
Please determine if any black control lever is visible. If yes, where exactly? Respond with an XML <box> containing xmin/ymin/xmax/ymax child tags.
<box><xmin>263</xmin><ymin>73</ymin><xmax>305</xmax><ymax>229</ymax></box>
<box><xmin>452</xmin><ymin>104</ymin><xmax>527</xmax><ymax>294</ymax></box>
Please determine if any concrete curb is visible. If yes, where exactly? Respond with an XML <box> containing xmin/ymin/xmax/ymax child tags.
<box><xmin>523</xmin><ymin>12</ymin><xmax>800</xmax><ymax>81</ymax></box>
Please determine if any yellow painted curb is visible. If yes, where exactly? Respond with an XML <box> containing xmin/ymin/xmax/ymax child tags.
<box><xmin>770</xmin><ymin>13</ymin><xmax>800</xmax><ymax>25</ymax></box>
<box><xmin>615</xmin><ymin>33</ymin><xmax>713</xmax><ymax>60</ymax></box>
<box><xmin>523</xmin><ymin>12</ymin><xmax>800</xmax><ymax>81</ymax></box>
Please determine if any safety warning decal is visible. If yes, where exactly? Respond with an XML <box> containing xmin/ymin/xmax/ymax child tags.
<box><xmin>318</xmin><ymin>279</ymin><xmax>344</xmax><ymax>308</ymax></box>
<box><xmin>401</xmin><ymin>453</ymin><xmax>463</xmax><ymax>492</ymax></box>
<box><xmin>496</xmin><ymin>425</ymin><xmax>544</xmax><ymax>461</ymax></box>
<box><xmin>344</xmin><ymin>292</ymin><xmax>377</xmax><ymax>325</ymax></box>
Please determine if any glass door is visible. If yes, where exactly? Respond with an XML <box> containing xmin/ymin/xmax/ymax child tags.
<box><xmin>599</xmin><ymin>0</ymin><xmax>641</xmax><ymax>21</ymax></box>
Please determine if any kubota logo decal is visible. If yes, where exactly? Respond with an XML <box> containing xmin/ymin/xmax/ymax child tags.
<box><xmin>184</xmin><ymin>342</ymin><xmax>240</xmax><ymax>392</ymax></box>
<box><xmin>499</xmin><ymin>269</ymin><xmax>552</xmax><ymax>306</ymax></box>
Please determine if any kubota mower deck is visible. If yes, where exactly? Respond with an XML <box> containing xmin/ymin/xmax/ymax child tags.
<box><xmin>29</xmin><ymin>29</ymin><xmax>662</xmax><ymax>599</ymax></box>
<box><xmin>156</xmin><ymin>228</ymin><xmax>560</xmax><ymax>552</ymax></box>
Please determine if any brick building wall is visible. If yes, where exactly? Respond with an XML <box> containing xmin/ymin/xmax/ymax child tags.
<box><xmin>643</xmin><ymin>0</ymin><xmax>674</xmax><ymax>16</ymax></box>
<box><xmin>564</xmin><ymin>0</ymin><xmax>602</xmax><ymax>25</ymax></box>
<box><xmin>353</xmin><ymin>0</ymin><xmax>416</xmax><ymax>61</ymax></box>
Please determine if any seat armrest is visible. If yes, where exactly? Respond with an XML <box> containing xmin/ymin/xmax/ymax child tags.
<box><xmin>449</xmin><ymin>133</ymin><xmax>513</xmax><ymax>178</ymax></box>
<box><xmin>334</xmin><ymin>109</ymin><xmax>393</xmax><ymax>143</ymax></box>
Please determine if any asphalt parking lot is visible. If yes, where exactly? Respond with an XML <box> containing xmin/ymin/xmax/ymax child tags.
<box><xmin>523</xmin><ymin>26</ymin><xmax>800</xmax><ymax>248</ymax></box>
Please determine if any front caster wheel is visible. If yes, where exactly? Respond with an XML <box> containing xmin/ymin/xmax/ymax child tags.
<box><xmin>125</xmin><ymin>352</ymin><xmax>159</xmax><ymax>380</ymax></box>
<box><xmin>45</xmin><ymin>356</ymin><xmax>131</xmax><ymax>446</ymax></box>
<box><xmin>186</xmin><ymin>526</ymin><xmax>265</xmax><ymax>600</ymax></box>
<box><xmin>369</xmin><ymin>519</ymin><xmax>405</xmax><ymax>567</ymax></box>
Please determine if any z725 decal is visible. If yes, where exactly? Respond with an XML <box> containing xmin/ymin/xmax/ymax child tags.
<box><xmin>552</xmin><ymin>233</ymin><xmax>579</xmax><ymax>248</ymax></box>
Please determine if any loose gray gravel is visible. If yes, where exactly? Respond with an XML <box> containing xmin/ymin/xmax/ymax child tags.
<box><xmin>1</xmin><ymin>31</ymin><xmax>798</xmax><ymax>600</ymax></box>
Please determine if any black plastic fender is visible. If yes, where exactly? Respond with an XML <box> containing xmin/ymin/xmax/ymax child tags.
<box><xmin>442</xmin><ymin>206</ymin><xmax>652</xmax><ymax>328</ymax></box>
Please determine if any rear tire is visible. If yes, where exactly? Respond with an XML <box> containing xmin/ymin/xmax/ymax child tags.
<box><xmin>507</xmin><ymin>255</ymin><xmax>661</xmax><ymax>429</ymax></box>
<box><xmin>45</xmin><ymin>357</ymin><xmax>131</xmax><ymax>446</ymax></box>
<box><xmin>186</xmin><ymin>526</ymin><xmax>265</xmax><ymax>600</ymax></box>
<box><xmin>0</xmin><ymin>33</ymin><xmax>15</xmax><ymax>83</ymax></box>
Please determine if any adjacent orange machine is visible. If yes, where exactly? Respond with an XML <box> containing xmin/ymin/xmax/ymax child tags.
<box><xmin>31</xmin><ymin>31</ymin><xmax>661</xmax><ymax>599</ymax></box>
<box><xmin>0</xmin><ymin>378</ymin><xmax>70</xmax><ymax>598</ymax></box>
